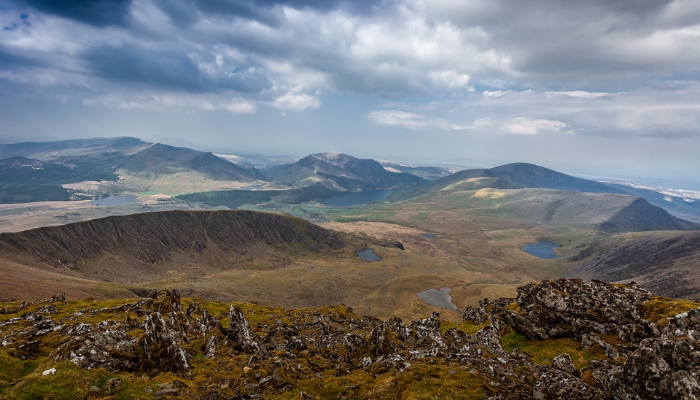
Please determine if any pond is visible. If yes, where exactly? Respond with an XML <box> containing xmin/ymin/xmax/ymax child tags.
<box><xmin>416</xmin><ymin>287</ymin><xmax>458</xmax><ymax>311</ymax></box>
<box><xmin>321</xmin><ymin>189</ymin><xmax>393</xmax><ymax>207</ymax></box>
<box><xmin>521</xmin><ymin>241</ymin><xmax>560</xmax><ymax>259</ymax></box>
<box><xmin>89</xmin><ymin>196</ymin><xmax>138</xmax><ymax>207</ymax></box>
<box><xmin>357</xmin><ymin>249</ymin><xmax>381</xmax><ymax>262</ymax></box>
<box><xmin>423</xmin><ymin>234</ymin><xmax>438</xmax><ymax>238</ymax></box>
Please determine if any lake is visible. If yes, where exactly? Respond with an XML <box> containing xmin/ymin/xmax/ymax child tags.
<box><xmin>321</xmin><ymin>189</ymin><xmax>393</xmax><ymax>207</ymax></box>
<box><xmin>521</xmin><ymin>241</ymin><xmax>560</xmax><ymax>259</ymax></box>
<box><xmin>416</xmin><ymin>287</ymin><xmax>458</xmax><ymax>311</ymax></box>
<box><xmin>423</xmin><ymin>234</ymin><xmax>438</xmax><ymax>238</ymax></box>
<box><xmin>89</xmin><ymin>196</ymin><xmax>138</xmax><ymax>206</ymax></box>
<box><xmin>357</xmin><ymin>249</ymin><xmax>381</xmax><ymax>262</ymax></box>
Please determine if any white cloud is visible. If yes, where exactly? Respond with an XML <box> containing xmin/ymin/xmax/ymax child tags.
<box><xmin>428</xmin><ymin>69</ymin><xmax>470</xmax><ymax>88</ymax></box>
<box><xmin>368</xmin><ymin>110</ymin><xmax>468</xmax><ymax>131</ymax></box>
<box><xmin>504</xmin><ymin>117</ymin><xmax>570</xmax><ymax>135</ymax></box>
<box><xmin>271</xmin><ymin>92</ymin><xmax>321</xmax><ymax>111</ymax></box>
<box><xmin>546</xmin><ymin>91</ymin><xmax>608</xmax><ymax>99</ymax></box>
<box><xmin>223</xmin><ymin>98</ymin><xmax>257</xmax><ymax>114</ymax></box>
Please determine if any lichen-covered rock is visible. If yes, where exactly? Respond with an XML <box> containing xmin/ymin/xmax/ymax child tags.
<box><xmin>53</xmin><ymin>328</ymin><xmax>138</xmax><ymax>372</ymax></box>
<box><xmin>462</xmin><ymin>298</ymin><xmax>490</xmax><ymax>324</ymax></box>
<box><xmin>221</xmin><ymin>305</ymin><xmax>270</xmax><ymax>359</ymax></box>
<box><xmin>3</xmin><ymin>280</ymin><xmax>699</xmax><ymax>399</ymax></box>
<box><xmin>495</xmin><ymin>279</ymin><xmax>656</xmax><ymax>342</ymax></box>
<box><xmin>663</xmin><ymin>307</ymin><xmax>700</xmax><ymax>340</ymax></box>
<box><xmin>551</xmin><ymin>353</ymin><xmax>576</xmax><ymax>375</ymax></box>
<box><xmin>532</xmin><ymin>370</ymin><xmax>610</xmax><ymax>399</ymax></box>
<box><xmin>141</xmin><ymin>312</ymin><xmax>190</xmax><ymax>371</ymax></box>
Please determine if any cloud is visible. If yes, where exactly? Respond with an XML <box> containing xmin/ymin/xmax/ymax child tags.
<box><xmin>545</xmin><ymin>91</ymin><xmax>608</xmax><ymax>99</ymax></box>
<box><xmin>271</xmin><ymin>92</ymin><xmax>320</xmax><ymax>110</ymax></box>
<box><xmin>2</xmin><ymin>0</ymin><xmax>700</xmax><ymax>144</ymax></box>
<box><xmin>84</xmin><ymin>45</ymin><xmax>272</xmax><ymax>93</ymax></box>
<box><xmin>503</xmin><ymin>117</ymin><xmax>570</xmax><ymax>135</ymax></box>
<box><xmin>428</xmin><ymin>69</ymin><xmax>470</xmax><ymax>89</ymax></box>
<box><xmin>368</xmin><ymin>110</ymin><xmax>467</xmax><ymax>131</ymax></box>
<box><xmin>223</xmin><ymin>98</ymin><xmax>257</xmax><ymax>114</ymax></box>
<box><xmin>21</xmin><ymin>0</ymin><xmax>133</xmax><ymax>27</ymax></box>
<box><xmin>82</xmin><ymin>91</ymin><xmax>261</xmax><ymax>114</ymax></box>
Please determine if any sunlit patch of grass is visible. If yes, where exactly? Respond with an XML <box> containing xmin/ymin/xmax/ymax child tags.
<box><xmin>0</xmin><ymin>361</ymin><xmax>152</xmax><ymax>400</ymax></box>
<box><xmin>440</xmin><ymin>321</ymin><xmax>489</xmax><ymax>335</ymax></box>
<box><xmin>644</xmin><ymin>296</ymin><xmax>700</xmax><ymax>326</ymax></box>
<box><xmin>501</xmin><ymin>332</ymin><xmax>606</xmax><ymax>369</ymax></box>
<box><xmin>392</xmin><ymin>363</ymin><xmax>487</xmax><ymax>400</ymax></box>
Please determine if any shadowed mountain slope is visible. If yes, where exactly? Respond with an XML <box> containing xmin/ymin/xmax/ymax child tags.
<box><xmin>599</xmin><ymin>197</ymin><xmax>699</xmax><ymax>233</ymax></box>
<box><xmin>0</xmin><ymin>210</ymin><xmax>343</xmax><ymax>271</ymax></box>
<box><xmin>567</xmin><ymin>231</ymin><xmax>700</xmax><ymax>299</ymax></box>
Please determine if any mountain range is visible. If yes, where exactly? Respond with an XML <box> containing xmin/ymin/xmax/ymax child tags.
<box><xmin>265</xmin><ymin>151</ymin><xmax>426</xmax><ymax>191</ymax></box>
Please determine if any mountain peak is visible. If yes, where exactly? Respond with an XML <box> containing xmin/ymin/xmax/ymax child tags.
<box><xmin>310</xmin><ymin>151</ymin><xmax>357</xmax><ymax>168</ymax></box>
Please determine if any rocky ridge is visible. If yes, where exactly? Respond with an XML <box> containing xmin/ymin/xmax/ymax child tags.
<box><xmin>0</xmin><ymin>279</ymin><xmax>698</xmax><ymax>399</ymax></box>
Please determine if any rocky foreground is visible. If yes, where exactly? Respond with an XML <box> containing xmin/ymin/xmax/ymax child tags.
<box><xmin>1</xmin><ymin>279</ymin><xmax>699</xmax><ymax>399</ymax></box>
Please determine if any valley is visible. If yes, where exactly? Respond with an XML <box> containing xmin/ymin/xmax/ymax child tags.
<box><xmin>1</xmin><ymin>138</ymin><xmax>700</xmax><ymax>400</ymax></box>
<box><xmin>1</xmin><ymin>137</ymin><xmax>699</xmax><ymax>318</ymax></box>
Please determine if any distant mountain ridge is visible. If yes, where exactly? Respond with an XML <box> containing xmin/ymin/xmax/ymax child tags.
<box><xmin>412</xmin><ymin>162</ymin><xmax>700</xmax><ymax>223</ymax></box>
<box><xmin>0</xmin><ymin>138</ymin><xmax>266</xmax><ymax>202</ymax></box>
<box><xmin>266</xmin><ymin>151</ymin><xmax>426</xmax><ymax>191</ymax></box>
<box><xmin>117</xmin><ymin>143</ymin><xmax>264</xmax><ymax>182</ymax></box>
<box><xmin>0</xmin><ymin>137</ymin><xmax>147</xmax><ymax>160</ymax></box>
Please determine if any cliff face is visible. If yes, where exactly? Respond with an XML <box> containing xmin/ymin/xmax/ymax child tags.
<box><xmin>0</xmin><ymin>210</ymin><xmax>345</xmax><ymax>269</ymax></box>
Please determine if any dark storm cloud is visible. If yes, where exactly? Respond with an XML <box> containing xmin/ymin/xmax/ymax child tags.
<box><xmin>153</xmin><ymin>0</ymin><xmax>381</xmax><ymax>29</ymax></box>
<box><xmin>84</xmin><ymin>45</ymin><xmax>271</xmax><ymax>93</ymax></box>
<box><xmin>0</xmin><ymin>49</ymin><xmax>44</xmax><ymax>69</ymax></box>
<box><xmin>21</xmin><ymin>0</ymin><xmax>133</xmax><ymax>27</ymax></box>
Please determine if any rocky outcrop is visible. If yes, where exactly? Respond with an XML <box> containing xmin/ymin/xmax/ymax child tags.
<box><xmin>221</xmin><ymin>305</ymin><xmax>270</xmax><ymax>359</ymax></box>
<box><xmin>494</xmin><ymin>279</ymin><xmax>656</xmax><ymax>342</ymax></box>
<box><xmin>3</xmin><ymin>280</ymin><xmax>700</xmax><ymax>398</ymax></box>
<box><xmin>470</xmin><ymin>278</ymin><xmax>700</xmax><ymax>400</ymax></box>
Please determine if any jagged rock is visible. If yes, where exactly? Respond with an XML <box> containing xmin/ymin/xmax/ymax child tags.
<box><xmin>341</xmin><ymin>333</ymin><xmax>365</xmax><ymax>359</ymax></box>
<box><xmin>285</xmin><ymin>336</ymin><xmax>306</xmax><ymax>353</ymax></box>
<box><xmin>4</xmin><ymin>280</ymin><xmax>700</xmax><ymax>399</ymax></box>
<box><xmin>581</xmin><ymin>333</ymin><xmax>620</xmax><ymax>360</ymax></box>
<box><xmin>141</xmin><ymin>312</ymin><xmax>190</xmax><ymax>372</ymax></box>
<box><xmin>663</xmin><ymin>307</ymin><xmax>700</xmax><ymax>340</ymax></box>
<box><xmin>532</xmin><ymin>370</ymin><xmax>610</xmax><ymax>399</ymax></box>
<box><xmin>387</xmin><ymin>316</ymin><xmax>409</xmax><ymax>340</ymax></box>
<box><xmin>204</xmin><ymin>335</ymin><xmax>217</xmax><ymax>359</ymax></box>
<box><xmin>368</xmin><ymin>323</ymin><xmax>386</xmax><ymax>355</ymax></box>
<box><xmin>221</xmin><ymin>305</ymin><xmax>270</xmax><ymax>359</ymax></box>
<box><xmin>462</xmin><ymin>298</ymin><xmax>490</xmax><ymax>324</ymax></box>
<box><xmin>54</xmin><ymin>328</ymin><xmax>138</xmax><ymax>372</ymax></box>
<box><xmin>468</xmin><ymin>324</ymin><xmax>508</xmax><ymax>358</ymax></box>
<box><xmin>50</xmin><ymin>293</ymin><xmax>66</xmax><ymax>303</ymax></box>
<box><xmin>406</xmin><ymin>312</ymin><xmax>448</xmax><ymax>353</ymax></box>
<box><xmin>551</xmin><ymin>353</ymin><xmax>576</xmax><ymax>375</ymax></box>
<box><xmin>495</xmin><ymin>279</ymin><xmax>657</xmax><ymax>342</ymax></box>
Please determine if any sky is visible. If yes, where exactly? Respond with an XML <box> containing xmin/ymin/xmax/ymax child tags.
<box><xmin>1</xmin><ymin>0</ymin><xmax>700</xmax><ymax>181</ymax></box>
